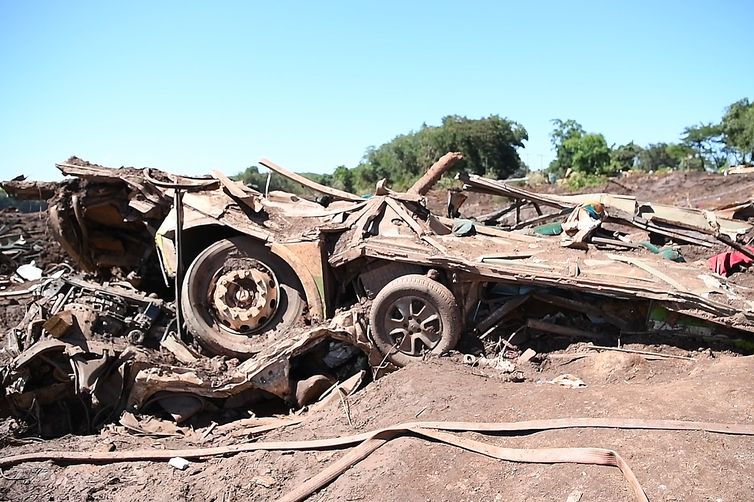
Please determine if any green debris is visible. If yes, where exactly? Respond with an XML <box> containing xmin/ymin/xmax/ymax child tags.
<box><xmin>640</xmin><ymin>241</ymin><xmax>685</xmax><ymax>262</ymax></box>
<box><xmin>533</xmin><ymin>222</ymin><xmax>563</xmax><ymax>236</ymax></box>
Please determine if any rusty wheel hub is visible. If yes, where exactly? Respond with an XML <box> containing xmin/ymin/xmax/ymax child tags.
<box><xmin>210</xmin><ymin>262</ymin><xmax>279</xmax><ymax>333</ymax></box>
<box><xmin>384</xmin><ymin>296</ymin><xmax>442</xmax><ymax>356</ymax></box>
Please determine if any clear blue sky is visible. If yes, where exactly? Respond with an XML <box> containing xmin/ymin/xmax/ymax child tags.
<box><xmin>1</xmin><ymin>0</ymin><xmax>752</xmax><ymax>180</ymax></box>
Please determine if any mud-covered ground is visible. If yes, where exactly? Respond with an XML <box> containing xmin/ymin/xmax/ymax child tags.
<box><xmin>1</xmin><ymin>171</ymin><xmax>754</xmax><ymax>502</ymax></box>
<box><xmin>2</xmin><ymin>351</ymin><xmax>752</xmax><ymax>502</ymax></box>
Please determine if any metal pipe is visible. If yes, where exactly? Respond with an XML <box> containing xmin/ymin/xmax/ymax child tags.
<box><xmin>174</xmin><ymin>189</ymin><xmax>185</xmax><ymax>340</ymax></box>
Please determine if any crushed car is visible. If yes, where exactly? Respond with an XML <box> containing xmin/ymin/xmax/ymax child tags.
<box><xmin>2</xmin><ymin>153</ymin><xmax>754</xmax><ymax>435</ymax></box>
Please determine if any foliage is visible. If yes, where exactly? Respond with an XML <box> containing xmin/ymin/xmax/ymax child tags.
<box><xmin>350</xmin><ymin>115</ymin><xmax>528</xmax><ymax>193</ymax></box>
<box><xmin>609</xmin><ymin>142</ymin><xmax>643</xmax><ymax>172</ymax></box>
<box><xmin>720</xmin><ymin>98</ymin><xmax>754</xmax><ymax>165</ymax></box>
<box><xmin>331</xmin><ymin>165</ymin><xmax>354</xmax><ymax>193</ymax></box>
<box><xmin>232</xmin><ymin>99</ymin><xmax>754</xmax><ymax>197</ymax></box>
<box><xmin>682</xmin><ymin>123</ymin><xmax>725</xmax><ymax>170</ymax></box>
<box><xmin>563</xmin><ymin>172</ymin><xmax>606</xmax><ymax>191</ymax></box>
<box><xmin>679</xmin><ymin>99</ymin><xmax>754</xmax><ymax>170</ymax></box>
<box><xmin>564</xmin><ymin>133</ymin><xmax>612</xmax><ymax>175</ymax></box>
<box><xmin>547</xmin><ymin>119</ymin><xmax>585</xmax><ymax>175</ymax></box>
<box><xmin>548</xmin><ymin>120</ymin><xmax>613</xmax><ymax>176</ymax></box>
<box><xmin>637</xmin><ymin>142</ymin><xmax>697</xmax><ymax>172</ymax></box>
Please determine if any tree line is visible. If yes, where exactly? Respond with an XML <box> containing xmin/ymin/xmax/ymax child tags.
<box><xmin>548</xmin><ymin>98</ymin><xmax>754</xmax><ymax>183</ymax></box>
<box><xmin>236</xmin><ymin>115</ymin><xmax>528</xmax><ymax>195</ymax></box>
<box><xmin>236</xmin><ymin>98</ymin><xmax>754</xmax><ymax>195</ymax></box>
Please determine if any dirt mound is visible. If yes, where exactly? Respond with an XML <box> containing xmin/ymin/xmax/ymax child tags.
<box><xmin>2</xmin><ymin>354</ymin><xmax>753</xmax><ymax>501</ymax></box>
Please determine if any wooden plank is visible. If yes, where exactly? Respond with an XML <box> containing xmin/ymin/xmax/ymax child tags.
<box><xmin>212</xmin><ymin>169</ymin><xmax>262</xmax><ymax>212</ymax></box>
<box><xmin>590</xmin><ymin>237</ymin><xmax>640</xmax><ymax>249</ymax></box>
<box><xmin>476</xmin><ymin>294</ymin><xmax>531</xmax><ymax>334</ymax></box>
<box><xmin>458</xmin><ymin>172</ymin><xmax>572</xmax><ymax>210</ymax></box>
<box><xmin>526</xmin><ymin>319</ymin><xmax>600</xmax><ymax>339</ymax></box>
<box><xmin>629</xmin><ymin>218</ymin><xmax>714</xmax><ymax>247</ymax></box>
<box><xmin>473</xmin><ymin>203</ymin><xmax>518</xmax><ymax>224</ymax></box>
<box><xmin>434</xmin><ymin>217</ymin><xmax>541</xmax><ymax>242</ymax></box>
<box><xmin>383</xmin><ymin>197</ymin><xmax>448</xmax><ymax>254</ymax></box>
<box><xmin>586</xmin><ymin>345</ymin><xmax>694</xmax><ymax>361</ymax></box>
<box><xmin>510</xmin><ymin>207</ymin><xmax>571</xmax><ymax>230</ymax></box>
<box><xmin>715</xmin><ymin>233</ymin><xmax>754</xmax><ymax>261</ymax></box>
<box><xmin>259</xmin><ymin>158</ymin><xmax>364</xmax><ymax>202</ymax></box>
<box><xmin>532</xmin><ymin>292</ymin><xmax>630</xmax><ymax>330</ymax></box>
<box><xmin>607</xmin><ymin>254</ymin><xmax>689</xmax><ymax>292</ymax></box>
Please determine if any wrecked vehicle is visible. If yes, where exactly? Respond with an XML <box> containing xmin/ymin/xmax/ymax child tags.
<box><xmin>2</xmin><ymin>153</ymin><xmax>754</xmax><ymax>435</ymax></box>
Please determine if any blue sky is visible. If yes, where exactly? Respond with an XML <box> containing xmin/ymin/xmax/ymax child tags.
<box><xmin>1</xmin><ymin>0</ymin><xmax>752</xmax><ymax>180</ymax></box>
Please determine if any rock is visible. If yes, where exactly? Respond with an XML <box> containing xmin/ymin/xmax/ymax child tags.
<box><xmin>168</xmin><ymin>457</ymin><xmax>191</xmax><ymax>470</ymax></box>
<box><xmin>517</xmin><ymin>348</ymin><xmax>537</xmax><ymax>364</ymax></box>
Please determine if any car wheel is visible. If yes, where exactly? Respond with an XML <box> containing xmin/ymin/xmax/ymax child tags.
<box><xmin>369</xmin><ymin>274</ymin><xmax>461</xmax><ymax>367</ymax></box>
<box><xmin>181</xmin><ymin>236</ymin><xmax>306</xmax><ymax>359</ymax></box>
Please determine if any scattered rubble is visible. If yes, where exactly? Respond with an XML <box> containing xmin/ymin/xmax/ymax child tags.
<box><xmin>1</xmin><ymin>153</ymin><xmax>754</xmax><ymax>446</ymax></box>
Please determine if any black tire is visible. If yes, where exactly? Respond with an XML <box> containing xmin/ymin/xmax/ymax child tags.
<box><xmin>181</xmin><ymin>236</ymin><xmax>306</xmax><ymax>359</ymax></box>
<box><xmin>369</xmin><ymin>274</ymin><xmax>461</xmax><ymax>367</ymax></box>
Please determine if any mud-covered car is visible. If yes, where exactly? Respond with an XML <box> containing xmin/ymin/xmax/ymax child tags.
<box><xmin>43</xmin><ymin>155</ymin><xmax>754</xmax><ymax>365</ymax></box>
<box><xmin>3</xmin><ymin>153</ymin><xmax>754</xmax><ymax>435</ymax></box>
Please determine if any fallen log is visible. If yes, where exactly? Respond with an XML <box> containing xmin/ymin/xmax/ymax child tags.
<box><xmin>407</xmin><ymin>152</ymin><xmax>464</xmax><ymax>196</ymax></box>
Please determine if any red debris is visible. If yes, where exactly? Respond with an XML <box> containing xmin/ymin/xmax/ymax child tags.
<box><xmin>707</xmin><ymin>246</ymin><xmax>754</xmax><ymax>276</ymax></box>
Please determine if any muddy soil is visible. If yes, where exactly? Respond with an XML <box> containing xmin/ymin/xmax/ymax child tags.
<box><xmin>1</xmin><ymin>351</ymin><xmax>752</xmax><ymax>502</ymax></box>
<box><xmin>1</xmin><ymin>171</ymin><xmax>754</xmax><ymax>502</ymax></box>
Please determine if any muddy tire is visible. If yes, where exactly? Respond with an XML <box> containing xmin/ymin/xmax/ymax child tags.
<box><xmin>369</xmin><ymin>274</ymin><xmax>461</xmax><ymax>367</ymax></box>
<box><xmin>181</xmin><ymin>236</ymin><xmax>306</xmax><ymax>359</ymax></box>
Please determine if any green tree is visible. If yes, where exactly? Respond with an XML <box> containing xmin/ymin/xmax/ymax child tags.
<box><xmin>548</xmin><ymin>119</ymin><xmax>585</xmax><ymax>175</ymax></box>
<box><xmin>353</xmin><ymin>115</ymin><xmax>528</xmax><ymax>192</ymax></box>
<box><xmin>610</xmin><ymin>142</ymin><xmax>644</xmax><ymax>172</ymax></box>
<box><xmin>563</xmin><ymin>133</ymin><xmax>613</xmax><ymax>175</ymax></box>
<box><xmin>682</xmin><ymin>123</ymin><xmax>725</xmax><ymax>170</ymax></box>
<box><xmin>666</xmin><ymin>142</ymin><xmax>702</xmax><ymax>171</ymax></box>
<box><xmin>332</xmin><ymin>165</ymin><xmax>354</xmax><ymax>193</ymax></box>
<box><xmin>233</xmin><ymin>115</ymin><xmax>529</xmax><ymax>196</ymax></box>
<box><xmin>435</xmin><ymin>115</ymin><xmax>528</xmax><ymax>178</ymax></box>
<box><xmin>721</xmin><ymin>98</ymin><xmax>754</xmax><ymax>164</ymax></box>
<box><xmin>548</xmin><ymin>120</ymin><xmax>612</xmax><ymax>176</ymax></box>
<box><xmin>637</xmin><ymin>143</ymin><xmax>692</xmax><ymax>172</ymax></box>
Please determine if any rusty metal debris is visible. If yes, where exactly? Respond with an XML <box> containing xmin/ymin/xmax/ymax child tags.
<box><xmin>2</xmin><ymin>153</ymin><xmax>754</xmax><ymax>436</ymax></box>
<box><xmin>457</xmin><ymin>171</ymin><xmax>752</xmax><ymax>247</ymax></box>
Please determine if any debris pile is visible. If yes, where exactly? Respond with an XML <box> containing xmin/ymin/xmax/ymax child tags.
<box><xmin>1</xmin><ymin>153</ymin><xmax>754</xmax><ymax>438</ymax></box>
<box><xmin>0</xmin><ymin>210</ymin><xmax>68</xmax><ymax>285</ymax></box>
<box><xmin>456</xmin><ymin>171</ymin><xmax>754</xmax><ymax>279</ymax></box>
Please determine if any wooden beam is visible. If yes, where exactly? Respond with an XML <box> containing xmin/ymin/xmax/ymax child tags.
<box><xmin>526</xmin><ymin>319</ymin><xmax>600</xmax><ymax>339</ymax></box>
<box><xmin>407</xmin><ymin>152</ymin><xmax>464</xmax><ymax>196</ymax></box>
<box><xmin>259</xmin><ymin>158</ymin><xmax>363</xmax><ymax>202</ymax></box>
